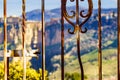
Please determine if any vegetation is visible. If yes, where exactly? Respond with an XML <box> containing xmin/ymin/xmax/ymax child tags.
<box><xmin>0</xmin><ymin>60</ymin><xmax>48</xmax><ymax>80</ymax></box>
<box><xmin>50</xmin><ymin>48</ymin><xmax>117</xmax><ymax>80</ymax></box>
<box><xmin>65</xmin><ymin>72</ymin><xmax>88</xmax><ymax>80</ymax></box>
<box><xmin>0</xmin><ymin>8</ymin><xmax>118</xmax><ymax>80</ymax></box>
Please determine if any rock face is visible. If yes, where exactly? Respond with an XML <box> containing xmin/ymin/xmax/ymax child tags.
<box><xmin>0</xmin><ymin>7</ymin><xmax>118</xmax><ymax>74</ymax></box>
<box><xmin>0</xmin><ymin>17</ymin><xmax>42</xmax><ymax>58</ymax></box>
<box><xmin>7</xmin><ymin>21</ymin><xmax>41</xmax><ymax>50</ymax></box>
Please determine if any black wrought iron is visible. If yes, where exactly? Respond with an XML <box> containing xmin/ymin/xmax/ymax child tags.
<box><xmin>61</xmin><ymin>0</ymin><xmax>93</xmax><ymax>80</ymax></box>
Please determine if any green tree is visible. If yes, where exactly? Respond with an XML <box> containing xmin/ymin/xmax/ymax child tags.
<box><xmin>65</xmin><ymin>72</ymin><xmax>87</xmax><ymax>80</ymax></box>
<box><xmin>0</xmin><ymin>62</ymin><xmax>4</xmax><ymax>79</ymax></box>
<box><xmin>0</xmin><ymin>60</ymin><xmax>48</xmax><ymax>80</ymax></box>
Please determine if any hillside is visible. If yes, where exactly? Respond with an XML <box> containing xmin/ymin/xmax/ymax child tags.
<box><xmin>26</xmin><ymin>5</ymin><xmax>85</xmax><ymax>21</ymax></box>
<box><xmin>50</xmin><ymin>48</ymin><xmax>117</xmax><ymax>80</ymax></box>
<box><xmin>0</xmin><ymin>6</ymin><xmax>118</xmax><ymax>79</ymax></box>
<box><xmin>30</xmin><ymin>15</ymin><xmax>118</xmax><ymax>80</ymax></box>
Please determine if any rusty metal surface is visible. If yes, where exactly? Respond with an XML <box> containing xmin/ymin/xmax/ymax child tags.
<box><xmin>61</xmin><ymin>0</ymin><xmax>65</xmax><ymax>80</ymax></box>
<box><xmin>98</xmin><ymin>0</ymin><xmax>102</xmax><ymax>80</ymax></box>
<box><xmin>41</xmin><ymin>0</ymin><xmax>45</xmax><ymax>80</ymax></box>
<box><xmin>2</xmin><ymin>0</ymin><xmax>119</xmax><ymax>80</ymax></box>
<box><xmin>61</xmin><ymin>0</ymin><xmax>93</xmax><ymax>80</ymax></box>
<box><xmin>22</xmin><ymin>0</ymin><xmax>26</xmax><ymax>80</ymax></box>
<box><xmin>3</xmin><ymin>0</ymin><xmax>8</xmax><ymax>79</ymax></box>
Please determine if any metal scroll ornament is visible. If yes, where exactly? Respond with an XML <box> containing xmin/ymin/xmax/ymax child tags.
<box><xmin>63</xmin><ymin>0</ymin><xmax>93</xmax><ymax>79</ymax></box>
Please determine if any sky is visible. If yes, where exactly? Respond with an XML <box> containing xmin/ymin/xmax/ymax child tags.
<box><xmin>0</xmin><ymin>0</ymin><xmax>117</xmax><ymax>17</ymax></box>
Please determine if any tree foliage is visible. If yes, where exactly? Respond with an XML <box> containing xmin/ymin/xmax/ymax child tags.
<box><xmin>65</xmin><ymin>72</ymin><xmax>87</xmax><ymax>80</ymax></box>
<box><xmin>0</xmin><ymin>60</ymin><xmax>48</xmax><ymax>80</ymax></box>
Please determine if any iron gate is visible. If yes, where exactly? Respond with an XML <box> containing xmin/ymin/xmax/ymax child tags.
<box><xmin>1</xmin><ymin>0</ymin><xmax>120</xmax><ymax>80</ymax></box>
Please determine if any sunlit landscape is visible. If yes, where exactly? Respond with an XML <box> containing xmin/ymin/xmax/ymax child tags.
<box><xmin>0</xmin><ymin>0</ymin><xmax>118</xmax><ymax>80</ymax></box>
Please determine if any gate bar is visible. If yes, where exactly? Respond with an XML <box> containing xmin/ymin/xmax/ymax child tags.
<box><xmin>118</xmin><ymin>0</ymin><xmax>120</xmax><ymax>79</ymax></box>
<box><xmin>22</xmin><ymin>0</ymin><xmax>26</xmax><ymax>80</ymax></box>
<box><xmin>7</xmin><ymin>57</ymin><xmax>9</xmax><ymax>80</ymax></box>
<box><xmin>4</xmin><ymin>0</ymin><xmax>8</xmax><ymax>79</ymax></box>
<box><xmin>98</xmin><ymin>0</ymin><xmax>102</xmax><ymax>80</ymax></box>
<box><xmin>61</xmin><ymin>0</ymin><xmax>64</xmax><ymax>79</ymax></box>
<box><xmin>41</xmin><ymin>0</ymin><xmax>45</xmax><ymax>80</ymax></box>
<box><xmin>76</xmin><ymin>0</ymin><xmax>84</xmax><ymax>80</ymax></box>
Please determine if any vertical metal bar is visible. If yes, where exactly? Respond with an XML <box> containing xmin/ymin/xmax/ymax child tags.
<box><xmin>76</xmin><ymin>0</ymin><xmax>79</xmax><ymax>24</ymax></box>
<box><xmin>41</xmin><ymin>0</ymin><xmax>45</xmax><ymax>80</ymax></box>
<box><xmin>7</xmin><ymin>57</ymin><xmax>9</xmax><ymax>80</ymax></box>
<box><xmin>118</xmin><ymin>0</ymin><xmax>120</xmax><ymax>79</ymax></box>
<box><xmin>61</xmin><ymin>0</ymin><xmax>64</xmax><ymax>80</ymax></box>
<box><xmin>98</xmin><ymin>0</ymin><xmax>102</xmax><ymax>80</ymax></box>
<box><xmin>76</xmin><ymin>0</ymin><xmax>84</xmax><ymax>80</ymax></box>
<box><xmin>22</xmin><ymin>0</ymin><xmax>26</xmax><ymax>80</ymax></box>
<box><xmin>76</xmin><ymin>27</ymin><xmax>84</xmax><ymax>80</ymax></box>
<box><xmin>3</xmin><ymin>0</ymin><xmax>8</xmax><ymax>79</ymax></box>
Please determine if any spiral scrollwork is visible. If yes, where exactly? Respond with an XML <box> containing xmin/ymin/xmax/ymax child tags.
<box><xmin>63</xmin><ymin>0</ymin><xmax>93</xmax><ymax>34</ymax></box>
<box><xmin>79</xmin><ymin>0</ymin><xmax>93</xmax><ymax>26</ymax></box>
<box><xmin>63</xmin><ymin>0</ymin><xmax>76</xmax><ymax>27</ymax></box>
<box><xmin>80</xmin><ymin>27</ymin><xmax>87</xmax><ymax>33</ymax></box>
<box><xmin>62</xmin><ymin>0</ymin><xmax>93</xmax><ymax>80</ymax></box>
